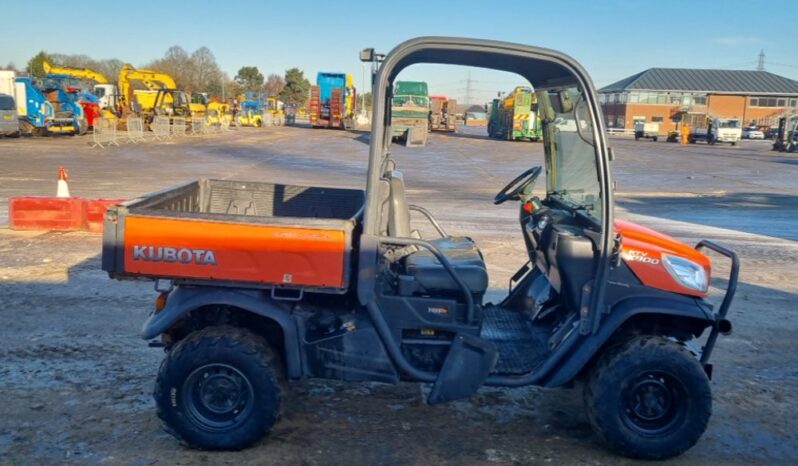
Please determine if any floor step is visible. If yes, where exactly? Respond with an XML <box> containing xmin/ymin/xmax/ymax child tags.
<box><xmin>481</xmin><ymin>305</ymin><xmax>550</xmax><ymax>374</ymax></box>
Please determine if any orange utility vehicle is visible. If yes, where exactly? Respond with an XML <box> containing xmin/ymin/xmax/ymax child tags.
<box><xmin>103</xmin><ymin>37</ymin><xmax>738</xmax><ymax>460</ymax></box>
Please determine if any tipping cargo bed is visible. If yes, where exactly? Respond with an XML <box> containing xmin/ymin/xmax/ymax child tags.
<box><xmin>102</xmin><ymin>179</ymin><xmax>365</xmax><ymax>293</ymax></box>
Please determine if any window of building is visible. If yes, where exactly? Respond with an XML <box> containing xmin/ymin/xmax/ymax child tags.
<box><xmin>599</xmin><ymin>93</ymin><xmax>607</xmax><ymax>103</ymax></box>
<box><xmin>750</xmin><ymin>96</ymin><xmax>791</xmax><ymax>107</ymax></box>
<box><xmin>651</xmin><ymin>116</ymin><xmax>664</xmax><ymax>122</ymax></box>
<box><xmin>618</xmin><ymin>93</ymin><xmax>627</xmax><ymax>104</ymax></box>
<box><xmin>791</xmin><ymin>99</ymin><xmax>798</xmax><ymax>107</ymax></box>
<box><xmin>693</xmin><ymin>95</ymin><xmax>706</xmax><ymax>105</ymax></box>
<box><xmin>629</xmin><ymin>92</ymin><xmax>639</xmax><ymax>103</ymax></box>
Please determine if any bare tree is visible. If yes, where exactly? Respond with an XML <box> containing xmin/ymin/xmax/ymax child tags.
<box><xmin>190</xmin><ymin>47</ymin><xmax>223</xmax><ymax>94</ymax></box>
<box><xmin>145</xmin><ymin>46</ymin><xmax>192</xmax><ymax>90</ymax></box>
<box><xmin>264</xmin><ymin>74</ymin><xmax>285</xmax><ymax>97</ymax></box>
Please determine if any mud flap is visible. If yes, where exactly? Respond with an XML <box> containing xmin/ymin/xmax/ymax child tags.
<box><xmin>406</xmin><ymin>126</ymin><xmax>428</xmax><ymax>147</ymax></box>
<box><xmin>427</xmin><ymin>333</ymin><xmax>497</xmax><ymax>404</ymax></box>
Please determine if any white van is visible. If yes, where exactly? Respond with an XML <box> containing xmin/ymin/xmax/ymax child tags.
<box><xmin>0</xmin><ymin>93</ymin><xmax>19</xmax><ymax>137</ymax></box>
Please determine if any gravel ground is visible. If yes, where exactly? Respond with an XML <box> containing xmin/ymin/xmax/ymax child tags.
<box><xmin>0</xmin><ymin>126</ymin><xmax>796</xmax><ymax>465</ymax></box>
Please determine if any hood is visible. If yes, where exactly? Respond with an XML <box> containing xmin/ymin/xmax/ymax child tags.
<box><xmin>615</xmin><ymin>219</ymin><xmax>711</xmax><ymax>297</ymax></box>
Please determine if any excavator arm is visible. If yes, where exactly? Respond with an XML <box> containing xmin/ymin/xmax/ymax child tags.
<box><xmin>118</xmin><ymin>64</ymin><xmax>178</xmax><ymax>103</ymax></box>
<box><xmin>42</xmin><ymin>61</ymin><xmax>109</xmax><ymax>84</ymax></box>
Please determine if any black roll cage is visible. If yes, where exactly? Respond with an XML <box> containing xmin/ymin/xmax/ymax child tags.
<box><xmin>359</xmin><ymin>36</ymin><xmax>614</xmax><ymax>331</ymax></box>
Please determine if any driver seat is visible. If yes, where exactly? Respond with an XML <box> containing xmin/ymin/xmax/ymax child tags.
<box><xmin>385</xmin><ymin>171</ymin><xmax>488</xmax><ymax>296</ymax></box>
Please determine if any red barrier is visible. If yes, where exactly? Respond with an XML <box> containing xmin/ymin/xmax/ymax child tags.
<box><xmin>9</xmin><ymin>197</ymin><xmax>125</xmax><ymax>232</ymax></box>
<box><xmin>85</xmin><ymin>198</ymin><xmax>125</xmax><ymax>233</ymax></box>
<box><xmin>9</xmin><ymin>197</ymin><xmax>87</xmax><ymax>231</ymax></box>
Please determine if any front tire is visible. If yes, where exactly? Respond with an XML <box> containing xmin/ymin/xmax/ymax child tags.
<box><xmin>154</xmin><ymin>326</ymin><xmax>283</xmax><ymax>450</ymax></box>
<box><xmin>584</xmin><ymin>336</ymin><xmax>711</xmax><ymax>460</ymax></box>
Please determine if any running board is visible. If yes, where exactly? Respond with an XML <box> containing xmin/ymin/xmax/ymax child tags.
<box><xmin>427</xmin><ymin>333</ymin><xmax>497</xmax><ymax>404</ymax></box>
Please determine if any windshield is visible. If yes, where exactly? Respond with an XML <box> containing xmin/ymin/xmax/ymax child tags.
<box><xmin>392</xmin><ymin>95</ymin><xmax>429</xmax><ymax>107</ymax></box>
<box><xmin>541</xmin><ymin>86</ymin><xmax>602</xmax><ymax>219</ymax></box>
<box><xmin>718</xmin><ymin>119</ymin><xmax>739</xmax><ymax>128</ymax></box>
<box><xmin>0</xmin><ymin>95</ymin><xmax>14</xmax><ymax>111</ymax></box>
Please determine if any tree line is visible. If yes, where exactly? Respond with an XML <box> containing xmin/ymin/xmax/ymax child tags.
<box><xmin>6</xmin><ymin>46</ymin><xmax>311</xmax><ymax>107</ymax></box>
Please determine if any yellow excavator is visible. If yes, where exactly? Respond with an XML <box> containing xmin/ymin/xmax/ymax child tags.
<box><xmin>119</xmin><ymin>65</ymin><xmax>207</xmax><ymax>118</ymax></box>
<box><xmin>117</xmin><ymin>64</ymin><xmax>209</xmax><ymax>128</ymax></box>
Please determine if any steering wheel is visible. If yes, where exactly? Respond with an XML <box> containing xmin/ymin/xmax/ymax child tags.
<box><xmin>494</xmin><ymin>166</ymin><xmax>543</xmax><ymax>205</ymax></box>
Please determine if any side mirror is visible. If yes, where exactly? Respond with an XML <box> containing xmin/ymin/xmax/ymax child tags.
<box><xmin>360</xmin><ymin>48</ymin><xmax>375</xmax><ymax>62</ymax></box>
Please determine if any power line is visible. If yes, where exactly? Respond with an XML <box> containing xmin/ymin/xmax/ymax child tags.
<box><xmin>757</xmin><ymin>50</ymin><xmax>766</xmax><ymax>71</ymax></box>
<box><xmin>465</xmin><ymin>70</ymin><xmax>473</xmax><ymax>105</ymax></box>
<box><xmin>768</xmin><ymin>62</ymin><xmax>798</xmax><ymax>69</ymax></box>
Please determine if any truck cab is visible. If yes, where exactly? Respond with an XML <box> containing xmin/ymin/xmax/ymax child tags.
<box><xmin>104</xmin><ymin>37</ymin><xmax>737</xmax><ymax>460</ymax></box>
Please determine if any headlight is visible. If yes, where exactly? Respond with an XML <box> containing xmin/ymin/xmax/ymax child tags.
<box><xmin>662</xmin><ymin>254</ymin><xmax>708</xmax><ymax>292</ymax></box>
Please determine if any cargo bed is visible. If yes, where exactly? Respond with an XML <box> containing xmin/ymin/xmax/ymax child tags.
<box><xmin>102</xmin><ymin>179</ymin><xmax>365</xmax><ymax>293</ymax></box>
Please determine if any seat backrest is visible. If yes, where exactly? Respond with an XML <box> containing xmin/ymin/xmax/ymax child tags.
<box><xmin>387</xmin><ymin>170</ymin><xmax>412</xmax><ymax>237</ymax></box>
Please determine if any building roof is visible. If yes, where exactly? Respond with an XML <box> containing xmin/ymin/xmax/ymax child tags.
<box><xmin>600</xmin><ymin>68</ymin><xmax>798</xmax><ymax>95</ymax></box>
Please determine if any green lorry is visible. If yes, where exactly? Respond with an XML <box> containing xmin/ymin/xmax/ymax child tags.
<box><xmin>488</xmin><ymin>86</ymin><xmax>541</xmax><ymax>141</ymax></box>
<box><xmin>391</xmin><ymin>80</ymin><xmax>429</xmax><ymax>146</ymax></box>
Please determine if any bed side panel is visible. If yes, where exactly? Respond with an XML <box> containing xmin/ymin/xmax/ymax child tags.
<box><xmin>122</xmin><ymin>215</ymin><xmax>347</xmax><ymax>288</ymax></box>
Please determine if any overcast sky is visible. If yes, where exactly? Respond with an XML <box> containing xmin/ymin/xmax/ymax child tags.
<box><xmin>1</xmin><ymin>0</ymin><xmax>794</xmax><ymax>103</ymax></box>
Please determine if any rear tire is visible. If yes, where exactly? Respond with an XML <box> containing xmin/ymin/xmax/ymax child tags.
<box><xmin>584</xmin><ymin>336</ymin><xmax>711</xmax><ymax>460</ymax></box>
<box><xmin>154</xmin><ymin>325</ymin><xmax>283</xmax><ymax>450</ymax></box>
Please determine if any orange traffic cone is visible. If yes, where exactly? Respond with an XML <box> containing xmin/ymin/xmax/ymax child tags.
<box><xmin>56</xmin><ymin>166</ymin><xmax>70</xmax><ymax>198</ymax></box>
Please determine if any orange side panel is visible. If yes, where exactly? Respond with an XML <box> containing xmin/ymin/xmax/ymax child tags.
<box><xmin>123</xmin><ymin>216</ymin><xmax>347</xmax><ymax>288</ymax></box>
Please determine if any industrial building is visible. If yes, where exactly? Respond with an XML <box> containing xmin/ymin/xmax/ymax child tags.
<box><xmin>599</xmin><ymin>68</ymin><xmax>798</xmax><ymax>133</ymax></box>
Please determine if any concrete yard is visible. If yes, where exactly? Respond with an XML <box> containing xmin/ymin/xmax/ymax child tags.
<box><xmin>0</xmin><ymin>126</ymin><xmax>796</xmax><ymax>465</ymax></box>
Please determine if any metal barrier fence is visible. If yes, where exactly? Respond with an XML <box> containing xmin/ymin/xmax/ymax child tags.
<box><xmin>88</xmin><ymin>114</ymin><xmax>237</xmax><ymax>148</ymax></box>
<box><xmin>192</xmin><ymin>118</ymin><xmax>215</xmax><ymax>135</ymax></box>
<box><xmin>607</xmin><ymin>128</ymin><xmax>635</xmax><ymax>137</ymax></box>
<box><xmin>171</xmin><ymin>117</ymin><xmax>187</xmax><ymax>137</ymax></box>
<box><xmin>90</xmin><ymin>118</ymin><xmax>119</xmax><ymax>148</ymax></box>
<box><xmin>152</xmin><ymin>116</ymin><xmax>171</xmax><ymax>140</ymax></box>
<box><xmin>125</xmin><ymin>117</ymin><xmax>146</xmax><ymax>143</ymax></box>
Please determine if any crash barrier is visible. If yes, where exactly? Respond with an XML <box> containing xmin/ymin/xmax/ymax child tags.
<box><xmin>151</xmin><ymin>116</ymin><xmax>171</xmax><ymax>140</ymax></box>
<box><xmin>90</xmin><ymin>118</ymin><xmax>120</xmax><ymax>148</ymax></box>
<box><xmin>171</xmin><ymin>117</ymin><xmax>187</xmax><ymax>137</ymax></box>
<box><xmin>125</xmin><ymin>117</ymin><xmax>146</xmax><ymax>143</ymax></box>
<box><xmin>9</xmin><ymin>196</ymin><xmax>125</xmax><ymax>232</ymax></box>
<box><xmin>85</xmin><ymin>198</ymin><xmax>126</xmax><ymax>232</ymax></box>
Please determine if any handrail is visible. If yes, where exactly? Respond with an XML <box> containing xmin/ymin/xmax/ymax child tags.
<box><xmin>377</xmin><ymin>235</ymin><xmax>474</xmax><ymax>322</ymax></box>
<box><xmin>408</xmin><ymin>204</ymin><xmax>447</xmax><ymax>237</ymax></box>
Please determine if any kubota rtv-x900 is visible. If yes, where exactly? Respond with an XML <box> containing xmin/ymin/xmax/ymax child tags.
<box><xmin>103</xmin><ymin>37</ymin><xmax>738</xmax><ymax>460</ymax></box>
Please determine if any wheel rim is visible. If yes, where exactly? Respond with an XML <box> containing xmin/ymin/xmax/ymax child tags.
<box><xmin>621</xmin><ymin>370</ymin><xmax>687</xmax><ymax>437</ymax></box>
<box><xmin>183</xmin><ymin>363</ymin><xmax>254</xmax><ymax>432</ymax></box>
